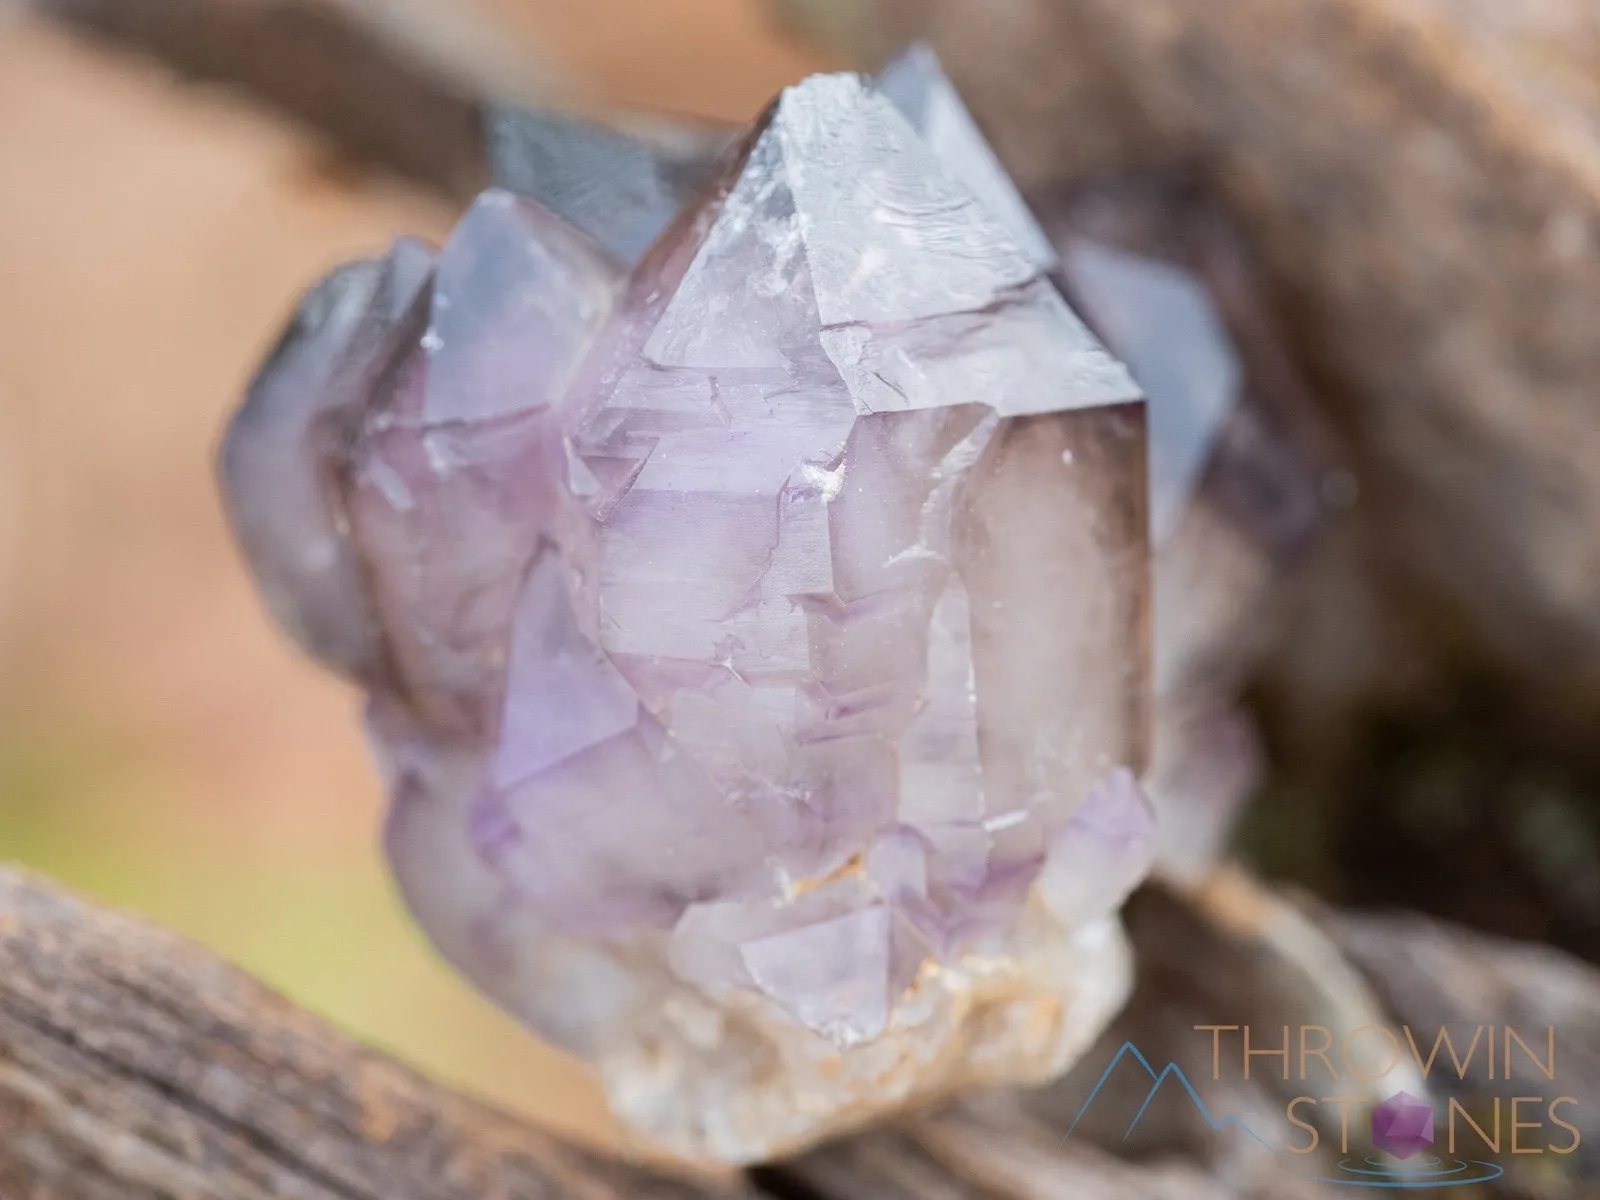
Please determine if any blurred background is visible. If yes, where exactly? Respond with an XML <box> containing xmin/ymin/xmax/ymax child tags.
<box><xmin>5</xmin><ymin>0</ymin><xmax>1600</xmax><ymax>1167</ymax></box>
<box><xmin>0</xmin><ymin>0</ymin><xmax>833</xmax><ymax>1147</ymax></box>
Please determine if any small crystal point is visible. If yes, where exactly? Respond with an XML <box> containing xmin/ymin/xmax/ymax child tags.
<box><xmin>424</xmin><ymin>189</ymin><xmax>620</xmax><ymax>424</ymax></box>
<box><xmin>1038</xmin><ymin>768</ymin><xmax>1157</xmax><ymax>928</ymax></box>
<box><xmin>488</xmin><ymin>106</ymin><xmax>729</xmax><ymax>266</ymax></box>
<box><xmin>876</xmin><ymin>44</ymin><xmax>1058</xmax><ymax>273</ymax></box>
<box><xmin>491</xmin><ymin>547</ymin><xmax>639</xmax><ymax>788</ymax></box>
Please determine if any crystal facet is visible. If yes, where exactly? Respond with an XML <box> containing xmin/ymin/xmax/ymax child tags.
<box><xmin>222</xmin><ymin>72</ymin><xmax>1156</xmax><ymax>1164</ymax></box>
<box><xmin>877</xmin><ymin>44</ymin><xmax>1058</xmax><ymax>273</ymax></box>
<box><xmin>488</xmin><ymin>107</ymin><xmax>730</xmax><ymax>266</ymax></box>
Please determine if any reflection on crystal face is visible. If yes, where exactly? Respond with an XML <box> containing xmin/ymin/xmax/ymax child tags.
<box><xmin>222</xmin><ymin>70</ymin><xmax>1158</xmax><ymax>1164</ymax></box>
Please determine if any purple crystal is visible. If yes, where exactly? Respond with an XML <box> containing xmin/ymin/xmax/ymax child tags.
<box><xmin>222</xmin><ymin>70</ymin><xmax>1158</xmax><ymax>1156</ymax></box>
<box><xmin>343</xmin><ymin>194</ymin><xmax>619</xmax><ymax>734</ymax></box>
<box><xmin>739</xmin><ymin>906</ymin><xmax>894</xmax><ymax>1046</ymax></box>
<box><xmin>1372</xmin><ymin>1091</ymin><xmax>1436</xmax><ymax>1160</ymax></box>
<box><xmin>1037</xmin><ymin>767</ymin><xmax>1157</xmax><ymax>926</ymax></box>
<box><xmin>423</xmin><ymin>189</ymin><xmax>618</xmax><ymax>425</ymax></box>
<box><xmin>464</xmin><ymin>77</ymin><xmax>1143</xmax><ymax>969</ymax></box>
<box><xmin>218</xmin><ymin>238</ymin><xmax>433</xmax><ymax>681</ymax></box>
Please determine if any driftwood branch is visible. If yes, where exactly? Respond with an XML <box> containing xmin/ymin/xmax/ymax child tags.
<box><xmin>5</xmin><ymin>866</ymin><xmax>1598</xmax><ymax>1199</ymax></box>
<box><xmin>30</xmin><ymin>0</ymin><xmax>493</xmax><ymax>200</ymax></box>
<box><xmin>0</xmin><ymin>868</ymin><xmax>750</xmax><ymax>1200</ymax></box>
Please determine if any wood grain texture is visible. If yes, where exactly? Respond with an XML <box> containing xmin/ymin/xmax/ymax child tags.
<box><xmin>3</xmin><ymin>865</ymin><xmax>1599</xmax><ymax>1197</ymax></box>
<box><xmin>0</xmin><ymin>867</ymin><xmax>749</xmax><ymax>1200</ymax></box>
<box><xmin>1063</xmin><ymin>0</ymin><xmax>1600</xmax><ymax>735</ymax></box>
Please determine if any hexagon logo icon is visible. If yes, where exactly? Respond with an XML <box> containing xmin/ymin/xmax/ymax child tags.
<box><xmin>1371</xmin><ymin>1090</ymin><xmax>1435</xmax><ymax>1159</ymax></box>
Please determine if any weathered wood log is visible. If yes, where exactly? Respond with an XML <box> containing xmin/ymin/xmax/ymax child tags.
<box><xmin>6</xmin><ymin>865</ymin><xmax>1598</xmax><ymax>1198</ymax></box>
<box><xmin>30</xmin><ymin>0</ymin><xmax>494</xmax><ymax>200</ymax></box>
<box><xmin>0</xmin><ymin>867</ymin><xmax>752</xmax><ymax>1200</ymax></box>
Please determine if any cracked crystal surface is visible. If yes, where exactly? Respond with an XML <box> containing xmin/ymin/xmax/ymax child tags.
<box><xmin>222</xmin><ymin>72</ymin><xmax>1156</xmax><ymax>1163</ymax></box>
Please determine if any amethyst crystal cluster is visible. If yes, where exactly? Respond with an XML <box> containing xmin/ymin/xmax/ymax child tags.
<box><xmin>220</xmin><ymin>53</ymin><xmax>1312</xmax><ymax>1163</ymax></box>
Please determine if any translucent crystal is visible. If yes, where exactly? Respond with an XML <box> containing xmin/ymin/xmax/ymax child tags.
<box><xmin>221</xmin><ymin>72</ymin><xmax>1155</xmax><ymax>1164</ymax></box>
<box><xmin>424</xmin><ymin>189</ymin><xmax>618</xmax><ymax>424</ymax></box>
<box><xmin>219</xmin><ymin>237</ymin><xmax>434</xmax><ymax>682</ymax></box>
<box><xmin>877</xmin><ymin>44</ymin><xmax>1058</xmax><ymax>272</ymax></box>
<box><xmin>488</xmin><ymin>106</ymin><xmax>730</xmax><ymax>266</ymax></box>
<box><xmin>880</xmin><ymin>48</ymin><xmax>1241</xmax><ymax>545</ymax></box>
<box><xmin>1037</xmin><ymin>767</ymin><xmax>1157</xmax><ymax>927</ymax></box>
<box><xmin>874</xmin><ymin>47</ymin><xmax>1262</xmax><ymax>888</ymax></box>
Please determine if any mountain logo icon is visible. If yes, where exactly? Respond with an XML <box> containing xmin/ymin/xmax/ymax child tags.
<box><xmin>1062</xmin><ymin>1042</ymin><xmax>1506</xmax><ymax>1190</ymax></box>
<box><xmin>1064</xmin><ymin>1040</ymin><xmax>1273</xmax><ymax>1147</ymax></box>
